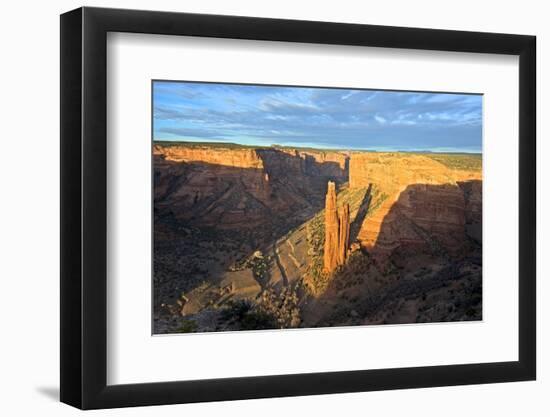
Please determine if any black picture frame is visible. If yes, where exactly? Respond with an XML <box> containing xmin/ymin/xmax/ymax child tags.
<box><xmin>60</xmin><ymin>6</ymin><xmax>536</xmax><ymax>410</ymax></box>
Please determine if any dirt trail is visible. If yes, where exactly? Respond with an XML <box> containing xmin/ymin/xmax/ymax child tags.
<box><xmin>272</xmin><ymin>245</ymin><xmax>289</xmax><ymax>286</ymax></box>
<box><xmin>286</xmin><ymin>240</ymin><xmax>302</xmax><ymax>269</ymax></box>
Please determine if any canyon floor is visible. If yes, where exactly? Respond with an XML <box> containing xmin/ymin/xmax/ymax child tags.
<box><xmin>153</xmin><ymin>141</ymin><xmax>482</xmax><ymax>334</ymax></box>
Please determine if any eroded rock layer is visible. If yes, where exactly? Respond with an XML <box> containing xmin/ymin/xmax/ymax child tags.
<box><xmin>153</xmin><ymin>143</ymin><xmax>350</xmax><ymax>239</ymax></box>
<box><xmin>348</xmin><ymin>152</ymin><xmax>482</xmax><ymax>260</ymax></box>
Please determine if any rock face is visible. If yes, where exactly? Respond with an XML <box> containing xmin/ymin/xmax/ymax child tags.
<box><xmin>154</xmin><ymin>144</ymin><xmax>349</xmax><ymax>178</ymax></box>
<box><xmin>347</xmin><ymin>152</ymin><xmax>482</xmax><ymax>260</ymax></box>
<box><xmin>153</xmin><ymin>144</ymin><xmax>264</xmax><ymax>169</ymax></box>
<box><xmin>154</xmin><ymin>143</ymin><xmax>350</xmax><ymax>233</ymax></box>
<box><xmin>259</xmin><ymin>147</ymin><xmax>349</xmax><ymax>178</ymax></box>
<box><xmin>372</xmin><ymin>184</ymin><xmax>468</xmax><ymax>259</ymax></box>
<box><xmin>323</xmin><ymin>181</ymin><xmax>350</xmax><ymax>273</ymax></box>
<box><xmin>458</xmin><ymin>180</ymin><xmax>482</xmax><ymax>224</ymax></box>
<box><xmin>349</xmin><ymin>152</ymin><xmax>480</xmax><ymax>190</ymax></box>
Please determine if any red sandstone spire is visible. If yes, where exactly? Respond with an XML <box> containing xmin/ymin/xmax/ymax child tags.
<box><xmin>338</xmin><ymin>204</ymin><xmax>350</xmax><ymax>266</ymax></box>
<box><xmin>323</xmin><ymin>181</ymin><xmax>350</xmax><ymax>273</ymax></box>
<box><xmin>324</xmin><ymin>181</ymin><xmax>339</xmax><ymax>273</ymax></box>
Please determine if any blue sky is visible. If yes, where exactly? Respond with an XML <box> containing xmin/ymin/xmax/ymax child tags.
<box><xmin>153</xmin><ymin>81</ymin><xmax>482</xmax><ymax>153</ymax></box>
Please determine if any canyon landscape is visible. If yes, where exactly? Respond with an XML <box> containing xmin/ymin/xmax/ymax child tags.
<box><xmin>152</xmin><ymin>81</ymin><xmax>483</xmax><ymax>333</ymax></box>
<box><xmin>153</xmin><ymin>142</ymin><xmax>482</xmax><ymax>333</ymax></box>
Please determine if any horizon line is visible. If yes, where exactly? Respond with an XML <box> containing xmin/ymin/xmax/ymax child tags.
<box><xmin>153</xmin><ymin>138</ymin><xmax>482</xmax><ymax>154</ymax></box>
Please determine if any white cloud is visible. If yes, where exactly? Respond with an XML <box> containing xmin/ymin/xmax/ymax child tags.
<box><xmin>341</xmin><ymin>90</ymin><xmax>360</xmax><ymax>100</ymax></box>
<box><xmin>374</xmin><ymin>114</ymin><xmax>387</xmax><ymax>124</ymax></box>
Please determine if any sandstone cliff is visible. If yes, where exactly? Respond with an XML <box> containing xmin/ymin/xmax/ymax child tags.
<box><xmin>153</xmin><ymin>144</ymin><xmax>264</xmax><ymax>169</ymax></box>
<box><xmin>154</xmin><ymin>143</ymin><xmax>350</xmax><ymax>240</ymax></box>
<box><xmin>349</xmin><ymin>152</ymin><xmax>480</xmax><ymax>190</ymax></box>
<box><xmin>348</xmin><ymin>152</ymin><xmax>481</xmax><ymax>259</ymax></box>
<box><xmin>154</xmin><ymin>144</ymin><xmax>348</xmax><ymax>178</ymax></box>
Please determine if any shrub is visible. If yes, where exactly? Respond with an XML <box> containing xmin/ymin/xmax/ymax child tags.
<box><xmin>177</xmin><ymin>319</ymin><xmax>198</xmax><ymax>333</ymax></box>
<box><xmin>240</xmin><ymin>310</ymin><xmax>277</xmax><ymax>330</ymax></box>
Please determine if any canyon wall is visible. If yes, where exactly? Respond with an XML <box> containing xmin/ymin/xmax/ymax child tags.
<box><xmin>348</xmin><ymin>152</ymin><xmax>482</xmax><ymax>259</ymax></box>
<box><xmin>371</xmin><ymin>184</ymin><xmax>468</xmax><ymax>258</ymax></box>
<box><xmin>458</xmin><ymin>180</ymin><xmax>482</xmax><ymax>224</ymax></box>
<box><xmin>154</xmin><ymin>145</ymin><xmax>264</xmax><ymax>169</ymax></box>
<box><xmin>155</xmin><ymin>144</ymin><xmax>481</xmax><ymax>261</ymax></box>
<box><xmin>154</xmin><ymin>144</ymin><xmax>348</xmax><ymax>178</ymax></box>
<box><xmin>349</xmin><ymin>152</ymin><xmax>480</xmax><ymax>190</ymax></box>
<box><xmin>154</xmin><ymin>143</ymin><xmax>349</xmax><ymax>233</ymax></box>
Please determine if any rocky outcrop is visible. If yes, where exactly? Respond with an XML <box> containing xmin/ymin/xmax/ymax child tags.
<box><xmin>323</xmin><ymin>181</ymin><xmax>350</xmax><ymax>273</ymax></box>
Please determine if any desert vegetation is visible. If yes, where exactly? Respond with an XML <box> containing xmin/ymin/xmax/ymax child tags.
<box><xmin>424</xmin><ymin>152</ymin><xmax>482</xmax><ymax>171</ymax></box>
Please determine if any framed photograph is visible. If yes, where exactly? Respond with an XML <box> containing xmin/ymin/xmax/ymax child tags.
<box><xmin>60</xmin><ymin>6</ymin><xmax>536</xmax><ymax>409</ymax></box>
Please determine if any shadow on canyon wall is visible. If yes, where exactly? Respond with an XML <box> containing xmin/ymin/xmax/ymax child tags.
<box><xmin>310</xmin><ymin>180</ymin><xmax>482</xmax><ymax>327</ymax></box>
<box><xmin>153</xmin><ymin>149</ymin><xmax>349</xmax><ymax>307</ymax></box>
<box><xmin>154</xmin><ymin>151</ymin><xmax>347</xmax><ymax>231</ymax></box>
<box><xmin>371</xmin><ymin>181</ymin><xmax>481</xmax><ymax>260</ymax></box>
<box><xmin>349</xmin><ymin>183</ymin><xmax>372</xmax><ymax>243</ymax></box>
